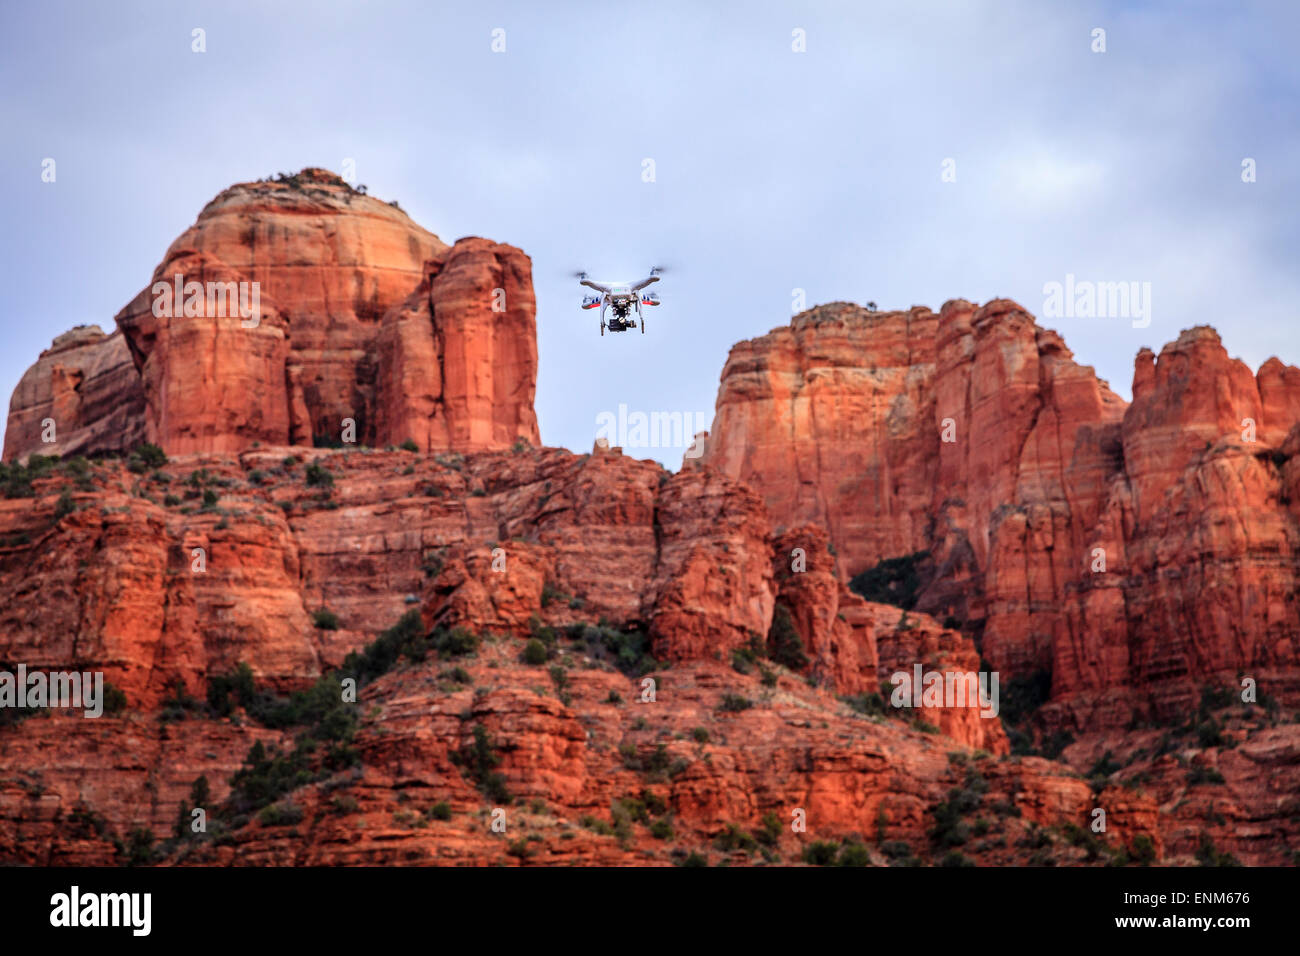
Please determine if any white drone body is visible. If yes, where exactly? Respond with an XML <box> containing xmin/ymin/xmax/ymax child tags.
<box><xmin>578</xmin><ymin>268</ymin><xmax>662</xmax><ymax>336</ymax></box>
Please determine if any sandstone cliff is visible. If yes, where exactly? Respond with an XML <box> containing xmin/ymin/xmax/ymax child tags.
<box><xmin>703</xmin><ymin>301</ymin><xmax>1300</xmax><ymax>733</ymax></box>
<box><xmin>9</xmin><ymin>446</ymin><xmax>1276</xmax><ymax>867</ymax></box>
<box><xmin>5</xmin><ymin>169</ymin><xmax>538</xmax><ymax>460</ymax></box>
<box><xmin>3</xmin><ymin>170</ymin><xmax>1296</xmax><ymax>867</ymax></box>
<box><xmin>2</xmin><ymin>326</ymin><xmax>146</xmax><ymax>462</ymax></box>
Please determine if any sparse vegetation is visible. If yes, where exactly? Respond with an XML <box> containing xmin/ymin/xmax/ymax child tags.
<box><xmin>452</xmin><ymin>724</ymin><xmax>511</xmax><ymax>804</ymax></box>
<box><xmin>565</xmin><ymin>621</ymin><xmax>658</xmax><ymax>677</ymax></box>
<box><xmin>717</xmin><ymin>693</ymin><xmax>753</xmax><ymax>713</ymax></box>
<box><xmin>54</xmin><ymin>488</ymin><xmax>75</xmax><ymax>519</ymax></box>
<box><xmin>305</xmin><ymin>462</ymin><xmax>334</xmax><ymax>488</ymax></box>
<box><xmin>312</xmin><ymin>607</ymin><xmax>340</xmax><ymax>630</ymax></box>
<box><xmin>848</xmin><ymin>551</ymin><xmax>929</xmax><ymax>609</ymax></box>
<box><xmin>1</xmin><ymin>454</ymin><xmax>58</xmax><ymax>498</ymax></box>
<box><xmin>1195</xmin><ymin>835</ymin><xmax>1240</xmax><ymax>867</ymax></box>
<box><xmin>766</xmin><ymin>604</ymin><xmax>810</xmax><ymax>670</ymax></box>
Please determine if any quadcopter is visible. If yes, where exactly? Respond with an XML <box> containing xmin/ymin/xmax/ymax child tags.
<box><xmin>577</xmin><ymin>267</ymin><xmax>663</xmax><ymax>335</ymax></box>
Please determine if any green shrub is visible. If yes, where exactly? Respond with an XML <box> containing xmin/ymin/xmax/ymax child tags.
<box><xmin>880</xmin><ymin>840</ymin><xmax>915</xmax><ymax>861</ymax></box>
<box><xmin>330</xmin><ymin>795</ymin><xmax>359</xmax><ymax>814</ymax></box>
<box><xmin>730</xmin><ymin>636</ymin><xmax>762</xmax><ymax>674</ymax></box>
<box><xmin>929</xmin><ymin>768</ymin><xmax>988</xmax><ymax>848</ymax></box>
<box><xmin>836</xmin><ymin>840</ymin><xmax>871</xmax><ymax>867</ymax></box>
<box><xmin>848</xmin><ymin>551</ymin><xmax>929</xmax><ymax>609</ymax></box>
<box><xmin>305</xmin><ymin>462</ymin><xmax>334</xmax><ymax>488</ymax></box>
<box><xmin>227</xmin><ymin>741</ymin><xmax>314</xmax><ymax>815</ymax></box>
<box><xmin>453</xmin><ymin>725</ymin><xmax>511</xmax><ymax>804</ymax></box>
<box><xmin>115</xmin><ymin>827</ymin><xmax>158</xmax><ymax>867</ymax></box>
<box><xmin>1196</xmin><ymin>719</ymin><xmax>1225</xmax><ymax>749</ymax></box>
<box><xmin>0</xmin><ymin>455</ymin><xmax>58</xmax><ymax>498</ymax></box>
<box><xmin>312</xmin><ymin>607</ymin><xmax>340</xmax><ymax>630</ymax></box>
<box><xmin>1003</xmin><ymin>669</ymin><xmax>1053</xmax><ymax>724</ymax></box>
<box><xmin>843</xmin><ymin>692</ymin><xmax>888</xmax><ymax>717</ymax></box>
<box><xmin>1129</xmin><ymin>834</ymin><xmax>1157</xmax><ymax>865</ymax></box>
<box><xmin>540</xmin><ymin>580</ymin><xmax>569</xmax><ymax>607</ymax></box>
<box><xmin>1195</xmin><ymin>835</ymin><xmax>1240</xmax><ymax>867</ymax></box>
<box><xmin>1186</xmin><ymin>765</ymin><xmax>1226</xmax><ymax>786</ymax></box>
<box><xmin>68</xmin><ymin>804</ymin><xmax>109</xmax><ymax>839</ymax></box>
<box><xmin>399</xmin><ymin>439</ymin><xmax>419</xmax><ymax>452</ymax></box>
<box><xmin>522</xmin><ymin>638</ymin><xmax>548</xmax><ymax>665</ymax></box>
<box><xmin>766</xmin><ymin>604</ymin><xmax>809</xmax><ymax>670</ymax></box>
<box><xmin>427</xmin><ymin>801</ymin><xmax>453</xmax><ymax>821</ymax></box>
<box><xmin>1088</xmin><ymin>750</ymin><xmax>1122</xmax><ymax>781</ymax></box>
<box><xmin>207</xmin><ymin>663</ymin><xmax>257</xmax><ymax>718</ymax></box>
<box><xmin>715</xmin><ymin>824</ymin><xmax>758</xmax><ymax>854</ymax></box>
<box><xmin>619</xmin><ymin>743</ymin><xmax>687</xmax><ymax>782</ymax></box>
<box><xmin>717</xmin><ymin>693</ymin><xmax>752</xmax><ymax>713</ymax></box>
<box><xmin>435</xmin><ymin>627</ymin><xmax>479</xmax><ymax>658</ymax></box>
<box><xmin>258</xmin><ymin>802</ymin><xmax>305</xmax><ymax>827</ymax></box>
<box><xmin>101</xmin><ymin>681</ymin><xmax>128</xmax><ymax>715</ymax></box>
<box><xmin>567</xmin><ymin>622</ymin><xmax>658</xmax><ymax>677</ymax></box>
<box><xmin>752</xmin><ymin>812</ymin><xmax>782</xmax><ymax>848</ymax></box>
<box><xmin>54</xmin><ymin>488</ymin><xmax>75</xmax><ymax>519</ymax></box>
<box><xmin>802</xmin><ymin>841</ymin><xmax>839</xmax><ymax>865</ymax></box>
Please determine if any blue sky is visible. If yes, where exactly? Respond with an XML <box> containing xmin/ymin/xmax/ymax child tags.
<box><xmin>2</xmin><ymin>0</ymin><xmax>1297</xmax><ymax>464</ymax></box>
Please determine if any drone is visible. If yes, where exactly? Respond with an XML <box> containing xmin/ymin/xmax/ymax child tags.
<box><xmin>576</xmin><ymin>267</ymin><xmax>664</xmax><ymax>335</ymax></box>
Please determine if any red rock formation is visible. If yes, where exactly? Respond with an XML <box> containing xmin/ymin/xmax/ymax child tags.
<box><xmin>3</xmin><ymin>169</ymin><xmax>1296</xmax><ymax>867</ymax></box>
<box><xmin>112</xmin><ymin>168</ymin><xmax>443</xmax><ymax>454</ymax></box>
<box><xmin>372</xmin><ymin>237</ymin><xmax>538</xmax><ymax>452</ymax></box>
<box><xmin>771</xmin><ymin>524</ymin><xmax>878</xmax><ymax>695</ymax></box>
<box><xmin>4</xmin><ymin>169</ymin><xmax>539</xmax><ymax>460</ymax></box>
<box><xmin>705</xmin><ymin>302</ymin><xmax>1300</xmax><ymax>733</ymax></box>
<box><xmin>0</xmin><ymin>398</ymin><xmax>1291</xmax><ymax>865</ymax></box>
<box><xmin>0</xmin><ymin>447</ymin><xmax>1077</xmax><ymax>867</ymax></box>
<box><xmin>3</xmin><ymin>326</ymin><xmax>146</xmax><ymax>462</ymax></box>
<box><xmin>1053</xmin><ymin>327</ymin><xmax>1300</xmax><ymax>727</ymax></box>
<box><xmin>706</xmin><ymin>303</ymin><xmax>941</xmax><ymax>573</ymax></box>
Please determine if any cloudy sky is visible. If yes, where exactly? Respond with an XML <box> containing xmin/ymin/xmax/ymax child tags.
<box><xmin>2</xmin><ymin>0</ymin><xmax>1296</xmax><ymax>464</ymax></box>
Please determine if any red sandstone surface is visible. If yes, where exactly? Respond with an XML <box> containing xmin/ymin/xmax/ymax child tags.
<box><xmin>704</xmin><ymin>301</ymin><xmax>1300</xmax><ymax>734</ymax></box>
<box><xmin>6</xmin><ymin>168</ymin><xmax>536</xmax><ymax>460</ymax></box>
<box><xmin>1</xmin><ymin>172</ymin><xmax>1296</xmax><ymax>867</ymax></box>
